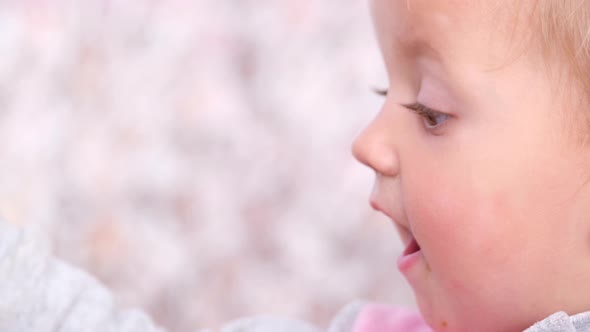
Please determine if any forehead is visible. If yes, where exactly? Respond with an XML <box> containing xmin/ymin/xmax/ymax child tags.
<box><xmin>370</xmin><ymin>0</ymin><xmax>515</xmax><ymax>65</ymax></box>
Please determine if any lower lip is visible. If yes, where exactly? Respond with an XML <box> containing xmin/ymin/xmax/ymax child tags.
<box><xmin>397</xmin><ymin>249</ymin><xmax>422</xmax><ymax>273</ymax></box>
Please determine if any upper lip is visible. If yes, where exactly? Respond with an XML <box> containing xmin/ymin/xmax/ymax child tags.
<box><xmin>369</xmin><ymin>196</ymin><xmax>407</xmax><ymax>229</ymax></box>
<box><xmin>369</xmin><ymin>196</ymin><xmax>415</xmax><ymax>247</ymax></box>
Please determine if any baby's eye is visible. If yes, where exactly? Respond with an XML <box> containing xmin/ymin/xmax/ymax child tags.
<box><xmin>404</xmin><ymin>102</ymin><xmax>449</xmax><ymax>130</ymax></box>
<box><xmin>371</xmin><ymin>87</ymin><xmax>450</xmax><ymax>131</ymax></box>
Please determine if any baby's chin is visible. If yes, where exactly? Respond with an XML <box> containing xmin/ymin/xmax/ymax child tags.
<box><xmin>413</xmin><ymin>291</ymin><xmax>450</xmax><ymax>331</ymax></box>
<box><xmin>415</xmin><ymin>296</ymin><xmax>534</xmax><ymax>332</ymax></box>
<box><xmin>413</xmin><ymin>285</ymin><xmax>527</xmax><ymax>332</ymax></box>
<box><xmin>416</xmin><ymin>301</ymin><xmax>483</xmax><ymax>332</ymax></box>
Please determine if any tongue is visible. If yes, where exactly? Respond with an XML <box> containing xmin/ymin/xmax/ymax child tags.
<box><xmin>403</xmin><ymin>237</ymin><xmax>421</xmax><ymax>256</ymax></box>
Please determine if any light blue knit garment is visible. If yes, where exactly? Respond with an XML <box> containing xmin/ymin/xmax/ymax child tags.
<box><xmin>525</xmin><ymin>311</ymin><xmax>590</xmax><ymax>332</ymax></box>
<box><xmin>0</xmin><ymin>220</ymin><xmax>166</xmax><ymax>332</ymax></box>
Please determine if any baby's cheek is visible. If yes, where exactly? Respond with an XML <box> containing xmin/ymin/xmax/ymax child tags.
<box><xmin>410</xmin><ymin>181</ymin><xmax>480</xmax><ymax>256</ymax></box>
<box><xmin>410</xmin><ymin>179</ymin><xmax>532</xmax><ymax>325</ymax></box>
<box><xmin>409</xmin><ymin>178</ymin><xmax>514</xmax><ymax>284</ymax></box>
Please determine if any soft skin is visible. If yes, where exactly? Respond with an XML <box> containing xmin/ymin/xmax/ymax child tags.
<box><xmin>353</xmin><ymin>1</ymin><xmax>590</xmax><ymax>331</ymax></box>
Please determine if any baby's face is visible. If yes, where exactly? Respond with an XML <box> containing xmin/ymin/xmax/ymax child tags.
<box><xmin>355</xmin><ymin>1</ymin><xmax>590</xmax><ymax>331</ymax></box>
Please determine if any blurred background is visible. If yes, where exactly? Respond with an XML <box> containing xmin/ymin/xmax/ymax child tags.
<box><xmin>0</xmin><ymin>1</ymin><xmax>414</xmax><ymax>331</ymax></box>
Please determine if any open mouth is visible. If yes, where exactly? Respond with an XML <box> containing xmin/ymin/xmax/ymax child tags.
<box><xmin>393</xmin><ymin>222</ymin><xmax>421</xmax><ymax>257</ymax></box>
<box><xmin>403</xmin><ymin>236</ymin><xmax>421</xmax><ymax>256</ymax></box>
<box><xmin>397</xmin><ymin>234</ymin><xmax>423</xmax><ymax>272</ymax></box>
<box><xmin>369</xmin><ymin>199</ymin><xmax>423</xmax><ymax>272</ymax></box>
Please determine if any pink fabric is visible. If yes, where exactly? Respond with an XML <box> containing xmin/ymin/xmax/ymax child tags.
<box><xmin>352</xmin><ymin>304</ymin><xmax>433</xmax><ymax>332</ymax></box>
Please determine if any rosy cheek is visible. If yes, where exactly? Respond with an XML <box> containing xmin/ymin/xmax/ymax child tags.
<box><xmin>407</xmin><ymin>182</ymin><xmax>464</xmax><ymax>250</ymax></box>
<box><xmin>407</xmin><ymin>177</ymin><xmax>505</xmax><ymax>275</ymax></box>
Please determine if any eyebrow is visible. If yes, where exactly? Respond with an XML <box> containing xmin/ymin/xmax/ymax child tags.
<box><xmin>396</xmin><ymin>32</ymin><xmax>445</xmax><ymax>65</ymax></box>
<box><xmin>390</xmin><ymin>30</ymin><xmax>463</xmax><ymax>110</ymax></box>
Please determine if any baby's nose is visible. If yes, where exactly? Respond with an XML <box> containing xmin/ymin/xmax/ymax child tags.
<box><xmin>351</xmin><ymin>113</ymin><xmax>399</xmax><ymax>177</ymax></box>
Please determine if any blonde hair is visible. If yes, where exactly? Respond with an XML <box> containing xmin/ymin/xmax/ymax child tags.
<box><xmin>518</xmin><ymin>1</ymin><xmax>590</xmax><ymax>142</ymax></box>
<box><xmin>535</xmin><ymin>2</ymin><xmax>590</xmax><ymax>95</ymax></box>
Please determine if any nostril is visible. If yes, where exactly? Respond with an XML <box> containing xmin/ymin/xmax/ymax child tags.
<box><xmin>351</xmin><ymin>131</ymin><xmax>383</xmax><ymax>170</ymax></box>
<box><xmin>357</xmin><ymin>143</ymin><xmax>399</xmax><ymax>177</ymax></box>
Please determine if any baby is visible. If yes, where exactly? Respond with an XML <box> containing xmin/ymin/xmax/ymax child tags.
<box><xmin>353</xmin><ymin>0</ymin><xmax>590</xmax><ymax>331</ymax></box>
<box><xmin>2</xmin><ymin>0</ymin><xmax>590</xmax><ymax>331</ymax></box>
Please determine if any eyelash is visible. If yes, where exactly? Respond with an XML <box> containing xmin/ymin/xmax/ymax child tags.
<box><xmin>403</xmin><ymin>102</ymin><xmax>450</xmax><ymax>129</ymax></box>
<box><xmin>372</xmin><ymin>88</ymin><xmax>450</xmax><ymax>131</ymax></box>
